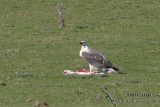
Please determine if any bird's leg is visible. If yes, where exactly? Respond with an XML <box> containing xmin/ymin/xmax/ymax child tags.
<box><xmin>89</xmin><ymin>64</ymin><xmax>97</xmax><ymax>72</ymax></box>
<box><xmin>89</xmin><ymin>64</ymin><xmax>93</xmax><ymax>72</ymax></box>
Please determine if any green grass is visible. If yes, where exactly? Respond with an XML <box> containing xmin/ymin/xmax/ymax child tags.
<box><xmin>0</xmin><ymin>0</ymin><xmax>160</xmax><ymax>107</ymax></box>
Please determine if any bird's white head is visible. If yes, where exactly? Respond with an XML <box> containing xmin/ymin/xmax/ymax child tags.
<box><xmin>79</xmin><ymin>41</ymin><xmax>89</xmax><ymax>57</ymax></box>
<box><xmin>80</xmin><ymin>41</ymin><xmax>88</xmax><ymax>47</ymax></box>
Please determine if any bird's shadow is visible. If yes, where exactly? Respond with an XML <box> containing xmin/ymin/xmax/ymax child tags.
<box><xmin>117</xmin><ymin>72</ymin><xmax>126</xmax><ymax>74</ymax></box>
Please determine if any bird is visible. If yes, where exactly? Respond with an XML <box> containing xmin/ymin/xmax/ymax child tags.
<box><xmin>79</xmin><ymin>41</ymin><xmax>119</xmax><ymax>72</ymax></box>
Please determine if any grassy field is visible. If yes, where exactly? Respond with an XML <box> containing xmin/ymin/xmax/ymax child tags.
<box><xmin>0</xmin><ymin>0</ymin><xmax>160</xmax><ymax>107</ymax></box>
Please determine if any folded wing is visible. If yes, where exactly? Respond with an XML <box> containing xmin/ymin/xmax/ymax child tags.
<box><xmin>82</xmin><ymin>49</ymin><xmax>113</xmax><ymax>68</ymax></box>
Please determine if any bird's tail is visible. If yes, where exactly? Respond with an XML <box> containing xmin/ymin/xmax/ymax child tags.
<box><xmin>112</xmin><ymin>67</ymin><xmax>119</xmax><ymax>71</ymax></box>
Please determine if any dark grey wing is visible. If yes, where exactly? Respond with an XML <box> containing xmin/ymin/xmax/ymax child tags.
<box><xmin>82</xmin><ymin>49</ymin><xmax>113</xmax><ymax>68</ymax></box>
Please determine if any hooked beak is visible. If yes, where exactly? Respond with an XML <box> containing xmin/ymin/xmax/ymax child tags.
<box><xmin>80</xmin><ymin>42</ymin><xmax>83</xmax><ymax>45</ymax></box>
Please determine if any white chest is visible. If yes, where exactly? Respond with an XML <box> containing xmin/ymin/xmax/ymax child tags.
<box><xmin>79</xmin><ymin>46</ymin><xmax>89</xmax><ymax>57</ymax></box>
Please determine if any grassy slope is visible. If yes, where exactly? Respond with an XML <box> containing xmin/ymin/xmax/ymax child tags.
<box><xmin>0</xmin><ymin>0</ymin><xmax>160</xmax><ymax>107</ymax></box>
